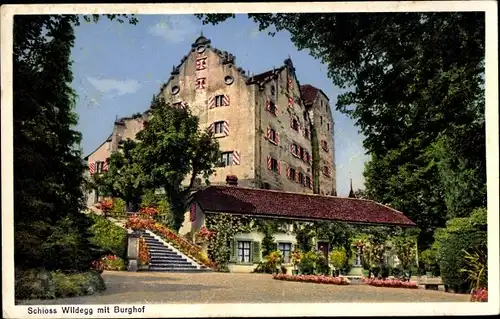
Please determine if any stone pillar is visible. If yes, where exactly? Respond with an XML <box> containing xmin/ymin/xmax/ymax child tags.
<box><xmin>127</xmin><ymin>230</ymin><xmax>140</xmax><ymax>272</ymax></box>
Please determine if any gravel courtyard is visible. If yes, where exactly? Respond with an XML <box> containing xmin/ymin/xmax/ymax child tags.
<box><xmin>21</xmin><ymin>271</ymin><xmax>470</xmax><ymax>304</ymax></box>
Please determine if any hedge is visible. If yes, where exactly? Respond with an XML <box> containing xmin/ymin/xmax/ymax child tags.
<box><xmin>88</xmin><ymin>213</ymin><xmax>127</xmax><ymax>260</ymax></box>
<box><xmin>15</xmin><ymin>268</ymin><xmax>105</xmax><ymax>300</ymax></box>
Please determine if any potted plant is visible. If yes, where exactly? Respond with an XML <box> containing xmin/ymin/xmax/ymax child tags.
<box><xmin>291</xmin><ymin>250</ymin><xmax>302</xmax><ymax>275</ymax></box>
<box><xmin>329</xmin><ymin>248</ymin><xmax>347</xmax><ymax>277</ymax></box>
<box><xmin>420</xmin><ymin>248</ymin><xmax>438</xmax><ymax>278</ymax></box>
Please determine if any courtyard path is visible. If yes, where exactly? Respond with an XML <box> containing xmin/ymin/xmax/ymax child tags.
<box><xmin>19</xmin><ymin>271</ymin><xmax>470</xmax><ymax>304</ymax></box>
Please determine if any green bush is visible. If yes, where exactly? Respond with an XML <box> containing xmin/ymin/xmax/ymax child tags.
<box><xmin>329</xmin><ymin>248</ymin><xmax>347</xmax><ymax>276</ymax></box>
<box><xmin>110</xmin><ymin>198</ymin><xmax>126</xmax><ymax>217</ymax></box>
<box><xmin>88</xmin><ymin>214</ymin><xmax>127</xmax><ymax>260</ymax></box>
<box><xmin>15</xmin><ymin>268</ymin><xmax>105</xmax><ymax>300</ymax></box>
<box><xmin>316</xmin><ymin>254</ymin><xmax>331</xmax><ymax>275</ymax></box>
<box><xmin>437</xmin><ymin>208</ymin><xmax>487</xmax><ymax>293</ymax></box>
<box><xmin>298</xmin><ymin>251</ymin><xmax>317</xmax><ymax>275</ymax></box>
<box><xmin>420</xmin><ymin>248</ymin><xmax>440</xmax><ymax>276</ymax></box>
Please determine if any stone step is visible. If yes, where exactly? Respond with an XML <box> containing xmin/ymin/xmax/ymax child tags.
<box><xmin>142</xmin><ymin>267</ymin><xmax>210</xmax><ymax>272</ymax></box>
<box><xmin>149</xmin><ymin>262</ymin><xmax>197</xmax><ymax>268</ymax></box>
<box><xmin>150</xmin><ymin>256</ymin><xmax>188</xmax><ymax>263</ymax></box>
<box><xmin>149</xmin><ymin>253</ymin><xmax>180</xmax><ymax>259</ymax></box>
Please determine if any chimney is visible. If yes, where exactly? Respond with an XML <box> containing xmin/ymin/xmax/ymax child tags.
<box><xmin>226</xmin><ymin>175</ymin><xmax>238</xmax><ymax>186</ymax></box>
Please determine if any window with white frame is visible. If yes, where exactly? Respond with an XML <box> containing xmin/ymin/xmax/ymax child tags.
<box><xmin>278</xmin><ymin>242</ymin><xmax>292</xmax><ymax>263</ymax></box>
<box><xmin>220</xmin><ymin>152</ymin><xmax>233</xmax><ymax>166</ymax></box>
<box><xmin>237</xmin><ymin>241</ymin><xmax>251</xmax><ymax>263</ymax></box>
<box><xmin>214</xmin><ymin>121</ymin><xmax>225</xmax><ymax>134</ymax></box>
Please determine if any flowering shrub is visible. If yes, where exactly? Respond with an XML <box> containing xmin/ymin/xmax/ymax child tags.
<box><xmin>291</xmin><ymin>250</ymin><xmax>302</xmax><ymax>266</ymax></box>
<box><xmin>125</xmin><ymin>214</ymin><xmax>155</xmax><ymax>230</ymax></box>
<box><xmin>361</xmin><ymin>277</ymin><xmax>418</xmax><ymax>289</ymax></box>
<box><xmin>470</xmin><ymin>288</ymin><xmax>488</xmax><ymax>302</ymax></box>
<box><xmin>196</xmin><ymin>226</ymin><xmax>215</xmax><ymax>242</ymax></box>
<box><xmin>100</xmin><ymin>254</ymin><xmax>126</xmax><ymax>271</ymax></box>
<box><xmin>273</xmin><ymin>274</ymin><xmax>349</xmax><ymax>285</ymax></box>
<box><xmin>139</xmin><ymin>206</ymin><xmax>159</xmax><ymax>217</ymax></box>
<box><xmin>96</xmin><ymin>198</ymin><xmax>113</xmax><ymax>215</ymax></box>
<box><xmin>90</xmin><ymin>259</ymin><xmax>104</xmax><ymax>273</ymax></box>
<box><xmin>138</xmin><ymin>236</ymin><xmax>151</xmax><ymax>266</ymax></box>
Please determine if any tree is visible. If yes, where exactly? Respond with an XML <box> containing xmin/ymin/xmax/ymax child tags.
<box><xmin>94</xmin><ymin>139</ymin><xmax>148</xmax><ymax>212</ymax></box>
<box><xmin>195</xmin><ymin>13</ymin><xmax>485</xmax><ymax>248</ymax></box>
<box><xmin>14</xmin><ymin>14</ymin><xmax>137</xmax><ymax>272</ymax></box>
<box><xmin>134</xmin><ymin>97</ymin><xmax>221</xmax><ymax>229</ymax></box>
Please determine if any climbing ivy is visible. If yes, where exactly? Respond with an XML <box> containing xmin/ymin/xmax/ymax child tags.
<box><xmin>310</xmin><ymin>124</ymin><xmax>321</xmax><ymax>194</ymax></box>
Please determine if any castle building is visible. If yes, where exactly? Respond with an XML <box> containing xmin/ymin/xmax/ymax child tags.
<box><xmin>85</xmin><ymin>35</ymin><xmax>337</xmax><ymax>205</ymax></box>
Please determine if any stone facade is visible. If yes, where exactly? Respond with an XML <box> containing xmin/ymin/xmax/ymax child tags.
<box><xmin>85</xmin><ymin>35</ymin><xmax>337</xmax><ymax>203</ymax></box>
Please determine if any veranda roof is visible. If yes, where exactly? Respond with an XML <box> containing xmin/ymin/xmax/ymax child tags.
<box><xmin>193</xmin><ymin>186</ymin><xmax>416</xmax><ymax>227</ymax></box>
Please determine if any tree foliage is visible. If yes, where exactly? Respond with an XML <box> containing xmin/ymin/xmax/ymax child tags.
<box><xmin>196</xmin><ymin>13</ymin><xmax>485</xmax><ymax>248</ymax></box>
<box><xmin>14</xmin><ymin>14</ymin><xmax>137</xmax><ymax>271</ymax></box>
<box><xmin>94</xmin><ymin>139</ymin><xmax>148</xmax><ymax>211</ymax></box>
<box><xmin>134</xmin><ymin>97</ymin><xmax>221</xmax><ymax>229</ymax></box>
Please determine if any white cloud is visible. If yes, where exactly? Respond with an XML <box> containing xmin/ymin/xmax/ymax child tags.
<box><xmin>148</xmin><ymin>16</ymin><xmax>200</xmax><ymax>43</ymax></box>
<box><xmin>86</xmin><ymin>77</ymin><xmax>141</xmax><ymax>97</ymax></box>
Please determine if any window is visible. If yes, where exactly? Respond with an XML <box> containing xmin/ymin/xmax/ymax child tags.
<box><xmin>320</xmin><ymin>116</ymin><xmax>323</xmax><ymax>125</ymax></box>
<box><xmin>215</xmin><ymin>95</ymin><xmax>228</xmax><ymax>107</ymax></box>
<box><xmin>195</xmin><ymin>78</ymin><xmax>206</xmax><ymax>89</ymax></box>
<box><xmin>323</xmin><ymin>165</ymin><xmax>331</xmax><ymax>177</ymax></box>
<box><xmin>237</xmin><ymin>241</ymin><xmax>251</xmax><ymax>263</ymax></box>
<box><xmin>299</xmin><ymin>147</ymin><xmax>305</xmax><ymax>160</ymax></box>
<box><xmin>172</xmin><ymin>102</ymin><xmax>184</xmax><ymax>109</ymax></box>
<box><xmin>220</xmin><ymin>152</ymin><xmax>233</xmax><ymax>166</ymax></box>
<box><xmin>320</xmin><ymin>100</ymin><xmax>323</xmax><ymax>108</ymax></box>
<box><xmin>325</xmin><ymin>104</ymin><xmax>329</xmax><ymax>112</ymax></box>
<box><xmin>327</xmin><ymin>122</ymin><xmax>330</xmax><ymax>131</ymax></box>
<box><xmin>304</xmin><ymin>151</ymin><xmax>311</xmax><ymax>164</ymax></box>
<box><xmin>304</xmin><ymin>127</ymin><xmax>310</xmax><ymax>139</ymax></box>
<box><xmin>271</xmin><ymin>85</ymin><xmax>276</xmax><ymax>96</ymax></box>
<box><xmin>306</xmin><ymin>176</ymin><xmax>311</xmax><ymax>188</ymax></box>
<box><xmin>268</xmin><ymin>101</ymin><xmax>277</xmax><ymax>114</ymax></box>
<box><xmin>290</xmin><ymin>143</ymin><xmax>298</xmax><ymax>156</ymax></box>
<box><xmin>288</xmin><ymin>167</ymin><xmax>296</xmax><ymax>181</ymax></box>
<box><xmin>321</xmin><ymin>140</ymin><xmax>329</xmax><ymax>152</ymax></box>
<box><xmin>298</xmin><ymin>172</ymin><xmax>304</xmax><ymax>185</ymax></box>
<box><xmin>196</xmin><ymin>57</ymin><xmax>207</xmax><ymax>70</ymax></box>
<box><xmin>278</xmin><ymin>243</ymin><xmax>292</xmax><ymax>263</ymax></box>
<box><xmin>214</xmin><ymin>121</ymin><xmax>225</xmax><ymax>134</ymax></box>
<box><xmin>95</xmin><ymin>161</ymin><xmax>105</xmax><ymax>174</ymax></box>
<box><xmin>291</xmin><ymin>118</ymin><xmax>299</xmax><ymax>131</ymax></box>
<box><xmin>268</xmin><ymin>157</ymin><xmax>280</xmax><ymax>173</ymax></box>
<box><xmin>268</xmin><ymin>127</ymin><xmax>279</xmax><ymax>144</ymax></box>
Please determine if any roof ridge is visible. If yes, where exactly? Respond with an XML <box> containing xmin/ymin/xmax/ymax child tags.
<box><xmin>209</xmin><ymin>185</ymin><xmax>362</xmax><ymax>200</ymax></box>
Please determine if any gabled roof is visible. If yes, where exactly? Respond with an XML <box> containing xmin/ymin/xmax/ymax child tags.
<box><xmin>83</xmin><ymin>133</ymin><xmax>112</xmax><ymax>160</ymax></box>
<box><xmin>300</xmin><ymin>84</ymin><xmax>331</xmax><ymax>105</ymax></box>
<box><xmin>246</xmin><ymin>67</ymin><xmax>284</xmax><ymax>85</ymax></box>
<box><xmin>193</xmin><ymin>186</ymin><xmax>416</xmax><ymax>227</ymax></box>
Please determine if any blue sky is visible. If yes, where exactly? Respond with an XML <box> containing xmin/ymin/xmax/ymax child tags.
<box><xmin>72</xmin><ymin>14</ymin><xmax>370</xmax><ymax>196</ymax></box>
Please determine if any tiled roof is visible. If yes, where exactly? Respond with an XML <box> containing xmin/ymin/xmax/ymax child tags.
<box><xmin>300</xmin><ymin>84</ymin><xmax>319</xmax><ymax>105</ymax></box>
<box><xmin>193</xmin><ymin>186</ymin><xmax>416</xmax><ymax>227</ymax></box>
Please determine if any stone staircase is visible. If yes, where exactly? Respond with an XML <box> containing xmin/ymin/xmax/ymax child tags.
<box><xmin>141</xmin><ymin>231</ymin><xmax>211</xmax><ymax>272</ymax></box>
